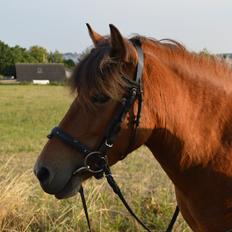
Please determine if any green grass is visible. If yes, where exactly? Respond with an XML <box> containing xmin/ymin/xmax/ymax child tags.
<box><xmin>0</xmin><ymin>85</ymin><xmax>190</xmax><ymax>231</ymax></box>
<box><xmin>0</xmin><ymin>85</ymin><xmax>71</xmax><ymax>154</ymax></box>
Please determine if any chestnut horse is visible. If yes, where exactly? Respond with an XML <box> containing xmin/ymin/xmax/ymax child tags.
<box><xmin>34</xmin><ymin>24</ymin><xmax>232</xmax><ymax>231</ymax></box>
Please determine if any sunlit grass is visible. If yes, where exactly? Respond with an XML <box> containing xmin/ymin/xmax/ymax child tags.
<box><xmin>0</xmin><ymin>85</ymin><xmax>190</xmax><ymax>231</ymax></box>
<box><xmin>0</xmin><ymin>85</ymin><xmax>72</xmax><ymax>154</ymax></box>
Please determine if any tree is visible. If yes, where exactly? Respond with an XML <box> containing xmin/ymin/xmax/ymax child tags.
<box><xmin>0</xmin><ymin>41</ymin><xmax>14</xmax><ymax>76</ymax></box>
<box><xmin>77</xmin><ymin>47</ymin><xmax>91</xmax><ymax>63</ymax></box>
<box><xmin>11</xmin><ymin>45</ymin><xmax>37</xmax><ymax>63</ymax></box>
<box><xmin>63</xmin><ymin>59</ymin><xmax>75</xmax><ymax>69</ymax></box>
<box><xmin>29</xmin><ymin>46</ymin><xmax>49</xmax><ymax>63</ymax></box>
<box><xmin>0</xmin><ymin>40</ymin><xmax>79</xmax><ymax>76</ymax></box>
<box><xmin>199</xmin><ymin>48</ymin><xmax>212</xmax><ymax>57</ymax></box>
<box><xmin>48</xmin><ymin>50</ymin><xmax>63</xmax><ymax>63</ymax></box>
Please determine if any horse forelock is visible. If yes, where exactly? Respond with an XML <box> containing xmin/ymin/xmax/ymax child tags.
<box><xmin>69</xmin><ymin>40</ymin><xmax>130</xmax><ymax>110</ymax></box>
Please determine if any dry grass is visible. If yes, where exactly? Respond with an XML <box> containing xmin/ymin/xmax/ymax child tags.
<box><xmin>0</xmin><ymin>150</ymin><xmax>190</xmax><ymax>232</ymax></box>
<box><xmin>0</xmin><ymin>85</ymin><xmax>190</xmax><ymax>231</ymax></box>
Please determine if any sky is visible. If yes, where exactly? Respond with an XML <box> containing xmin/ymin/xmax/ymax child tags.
<box><xmin>0</xmin><ymin>0</ymin><xmax>231</xmax><ymax>54</ymax></box>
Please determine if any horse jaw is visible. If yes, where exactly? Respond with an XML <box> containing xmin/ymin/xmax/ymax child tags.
<box><xmin>55</xmin><ymin>175</ymin><xmax>82</xmax><ymax>199</ymax></box>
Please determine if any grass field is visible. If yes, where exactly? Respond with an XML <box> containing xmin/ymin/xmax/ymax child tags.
<box><xmin>0</xmin><ymin>85</ymin><xmax>190</xmax><ymax>231</ymax></box>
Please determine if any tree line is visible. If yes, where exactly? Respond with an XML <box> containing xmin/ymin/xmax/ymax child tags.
<box><xmin>0</xmin><ymin>40</ymin><xmax>75</xmax><ymax>77</ymax></box>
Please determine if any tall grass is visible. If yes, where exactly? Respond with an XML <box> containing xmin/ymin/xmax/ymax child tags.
<box><xmin>0</xmin><ymin>85</ymin><xmax>190</xmax><ymax>231</ymax></box>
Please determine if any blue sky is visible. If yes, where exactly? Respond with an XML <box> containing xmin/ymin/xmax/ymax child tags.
<box><xmin>0</xmin><ymin>0</ymin><xmax>231</xmax><ymax>54</ymax></box>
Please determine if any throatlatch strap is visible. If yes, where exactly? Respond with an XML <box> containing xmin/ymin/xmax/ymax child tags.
<box><xmin>79</xmin><ymin>186</ymin><xmax>92</xmax><ymax>232</ymax></box>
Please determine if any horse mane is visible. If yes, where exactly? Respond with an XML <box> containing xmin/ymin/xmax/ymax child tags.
<box><xmin>139</xmin><ymin>36</ymin><xmax>232</xmax><ymax>84</ymax></box>
<box><xmin>70</xmin><ymin>35</ymin><xmax>232</xmax><ymax>109</ymax></box>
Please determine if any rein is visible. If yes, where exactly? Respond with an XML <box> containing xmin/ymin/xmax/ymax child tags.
<box><xmin>47</xmin><ymin>39</ymin><xmax>179</xmax><ymax>231</ymax></box>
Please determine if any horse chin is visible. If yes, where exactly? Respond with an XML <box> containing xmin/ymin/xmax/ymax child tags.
<box><xmin>55</xmin><ymin>175</ymin><xmax>82</xmax><ymax>199</ymax></box>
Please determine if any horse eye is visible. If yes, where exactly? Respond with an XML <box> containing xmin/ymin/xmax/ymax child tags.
<box><xmin>91</xmin><ymin>94</ymin><xmax>110</xmax><ymax>104</ymax></box>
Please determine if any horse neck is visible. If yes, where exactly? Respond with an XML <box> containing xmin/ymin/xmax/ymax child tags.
<box><xmin>140</xmin><ymin>41</ymin><xmax>232</xmax><ymax>183</ymax></box>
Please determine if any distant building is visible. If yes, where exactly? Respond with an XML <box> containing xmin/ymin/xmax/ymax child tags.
<box><xmin>15</xmin><ymin>63</ymin><xmax>66</xmax><ymax>82</ymax></box>
<box><xmin>218</xmin><ymin>53</ymin><xmax>232</xmax><ymax>66</ymax></box>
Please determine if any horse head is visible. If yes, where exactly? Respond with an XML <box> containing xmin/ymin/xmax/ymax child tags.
<box><xmin>34</xmin><ymin>24</ymin><xmax>151</xmax><ymax>199</ymax></box>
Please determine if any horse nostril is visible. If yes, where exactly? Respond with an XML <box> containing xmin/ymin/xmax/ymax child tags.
<box><xmin>36</xmin><ymin>167</ymin><xmax>50</xmax><ymax>183</ymax></box>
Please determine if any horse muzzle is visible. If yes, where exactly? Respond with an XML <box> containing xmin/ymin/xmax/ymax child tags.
<box><xmin>34</xmin><ymin>160</ymin><xmax>82</xmax><ymax>198</ymax></box>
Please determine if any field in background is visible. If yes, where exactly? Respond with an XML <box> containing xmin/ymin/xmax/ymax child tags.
<box><xmin>0</xmin><ymin>85</ymin><xmax>190</xmax><ymax>231</ymax></box>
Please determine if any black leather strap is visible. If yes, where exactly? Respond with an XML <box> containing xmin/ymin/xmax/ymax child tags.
<box><xmin>47</xmin><ymin>127</ymin><xmax>91</xmax><ymax>155</ymax></box>
<box><xmin>104</xmin><ymin>166</ymin><xmax>152</xmax><ymax>232</ymax></box>
<box><xmin>79</xmin><ymin>186</ymin><xmax>92</xmax><ymax>232</ymax></box>
<box><xmin>166</xmin><ymin>206</ymin><xmax>179</xmax><ymax>232</ymax></box>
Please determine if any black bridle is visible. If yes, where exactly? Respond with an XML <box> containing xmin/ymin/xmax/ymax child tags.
<box><xmin>47</xmin><ymin>39</ymin><xmax>179</xmax><ymax>232</ymax></box>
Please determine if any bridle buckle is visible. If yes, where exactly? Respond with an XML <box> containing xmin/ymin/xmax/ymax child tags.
<box><xmin>105</xmin><ymin>140</ymin><xmax>113</xmax><ymax>148</ymax></box>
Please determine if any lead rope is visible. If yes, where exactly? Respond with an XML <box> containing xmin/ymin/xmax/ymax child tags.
<box><xmin>104</xmin><ymin>167</ymin><xmax>152</xmax><ymax>232</ymax></box>
<box><xmin>79</xmin><ymin>186</ymin><xmax>92</xmax><ymax>232</ymax></box>
<box><xmin>104</xmin><ymin>165</ymin><xmax>180</xmax><ymax>232</ymax></box>
<box><xmin>80</xmin><ymin>165</ymin><xmax>179</xmax><ymax>232</ymax></box>
<box><xmin>166</xmin><ymin>205</ymin><xmax>179</xmax><ymax>232</ymax></box>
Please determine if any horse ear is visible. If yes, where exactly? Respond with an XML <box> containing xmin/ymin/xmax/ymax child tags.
<box><xmin>109</xmin><ymin>24</ymin><xmax>130</xmax><ymax>62</ymax></box>
<box><xmin>86</xmin><ymin>23</ymin><xmax>104</xmax><ymax>46</ymax></box>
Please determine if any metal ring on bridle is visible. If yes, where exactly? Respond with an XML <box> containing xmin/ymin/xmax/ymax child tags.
<box><xmin>84</xmin><ymin>151</ymin><xmax>105</xmax><ymax>173</ymax></box>
<box><xmin>72</xmin><ymin>151</ymin><xmax>105</xmax><ymax>175</ymax></box>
